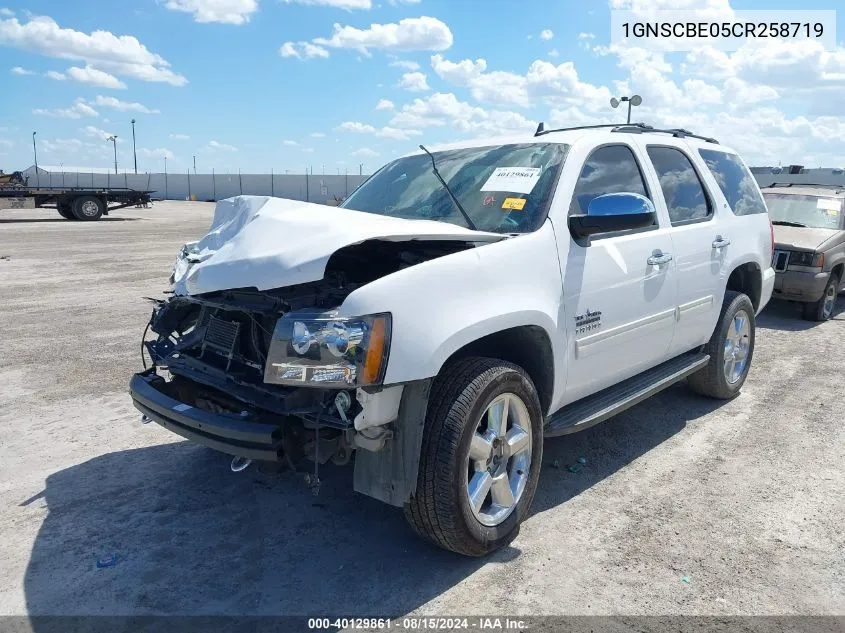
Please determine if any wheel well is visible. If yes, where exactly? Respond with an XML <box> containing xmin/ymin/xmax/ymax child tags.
<box><xmin>727</xmin><ymin>263</ymin><xmax>762</xmax><ymax>311</ymax></box>
<box><xmin>443</xmin><ymin>325</ymin><xmax>554</xmax><ymax>414</ymax></box>
<box><xmin>831</xmin><ymin>263</ymin><xmax>844</xmax><ymax>282</ymax></box>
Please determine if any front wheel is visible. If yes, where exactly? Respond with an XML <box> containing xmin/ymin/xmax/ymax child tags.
<box><xmin>802</xmin><ymin>274</ymin><xmax>840</xmax><ymax>322</ymax></box>
<box><xmin>688</xmin><ymin>291</ymin><xmax>755</xmax><ymax>400</ymax></box>
<box><xmin>404</xmin><ymin>357</ymin><xmax>543</xmax><ymax>556</ymax></box>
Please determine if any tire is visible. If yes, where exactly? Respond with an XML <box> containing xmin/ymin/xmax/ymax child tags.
<box><xmin>71</xmin><ymin>196</ymin><xmax>105</xmax><ymax>221</ymax></box>
<box><xmin>404</xmin><ymin>357</ymin><xmax>543</xmax><ymax>557</ymax></box>
<box><xmin>57</xmin><ymin>205</ymin><xmax>75</xmax><ymax>220</ymax></box>
<box><xmin>688</xmin><ymin>291</ymin><xmax>755</xmax><ymax>400</ymax></box>
<box><xmin>802</xmin><ymin>273</ymin><xmax>840</xmax><ymax>322</ymax></box>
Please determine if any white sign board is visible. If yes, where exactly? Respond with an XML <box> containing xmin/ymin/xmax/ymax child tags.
<box><xmin>481</xmin><ymin>167</ymin><xmax>542</xmax><ymax>195</ymax></box>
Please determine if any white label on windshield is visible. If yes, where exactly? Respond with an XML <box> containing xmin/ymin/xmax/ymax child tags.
<box><xmin>817</xmin><ymin>198</ymin><xmax>840</xmax><ymax>211</ymax></box>
<box><xmin>481</xmin><ymin>167</ymin><xmax>542</xmax><ymax>195</ymax></box>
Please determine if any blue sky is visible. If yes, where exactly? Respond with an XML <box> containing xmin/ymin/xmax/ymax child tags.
<box><xmin>1</xmin><ymin>0</ymin><xmax>844</xmax><ymax>174</ymax></box>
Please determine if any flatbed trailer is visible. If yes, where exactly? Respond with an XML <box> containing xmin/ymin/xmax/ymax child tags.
<box><xmin>0</xmin><ymin>185</ymin><xmax>153</xmax><ymax>221</ymax></box>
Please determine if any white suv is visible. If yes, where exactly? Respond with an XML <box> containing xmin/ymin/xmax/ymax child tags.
<box><xmin>131</xmin><ymin>123</ymin><xmax>775</xmax><ymax>556</ymax></box>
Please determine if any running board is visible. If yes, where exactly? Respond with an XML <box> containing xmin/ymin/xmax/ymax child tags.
<box><xmin>545</xmin><ymin>352</ymin><xmax>709</xmax><ymax>437</ymax></box>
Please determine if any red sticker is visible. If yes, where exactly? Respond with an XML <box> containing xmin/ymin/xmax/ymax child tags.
<box><xmin>483</xmin><ymin>195</ymin><xmax>496</xmax><ymax>207</ymax></box>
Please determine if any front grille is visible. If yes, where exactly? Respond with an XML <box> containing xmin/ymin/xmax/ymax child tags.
<box><xmin>773</xmin><ymin>250</ymin><xmax>789</xmax><ymax>272</ymax></box>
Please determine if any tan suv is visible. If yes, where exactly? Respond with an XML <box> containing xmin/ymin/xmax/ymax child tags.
<box><xmin>762</xmin><ymin>184</ymin><xmax>845</xmax><ymax>321</ymax></box>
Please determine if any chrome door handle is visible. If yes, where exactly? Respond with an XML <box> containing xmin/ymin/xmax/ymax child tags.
<box><xmin>712</xmin><ymin>236</ymin><xmax>731</xmax><ymax>249</ymax></box>
<box><xmin>647</xmin><ymin>252</ymin><xmax>673</xmax><ymax>266</ymax></box>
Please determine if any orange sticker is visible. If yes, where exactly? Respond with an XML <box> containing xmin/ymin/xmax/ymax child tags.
<box><xmin>502</xmin><ymin>197</ymin><xmax>526</xmax><ymax>211</ymax></box>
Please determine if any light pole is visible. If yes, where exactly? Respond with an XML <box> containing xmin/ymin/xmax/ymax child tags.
<box><xmin>107</xmin><ymin>135</ymin><xmax>118</xmax><ymax>174</ymax></box>
<box><xmin>131</xmin><ymin>119</ymin><xmax>137</xmax><ymax>174</ymax></box>
<box><xmin>610</xmin><ymin>95</ymin><xmax>642</xmax><ymax>124</ymax></box>
<box><xmin>32</xmin><ymin>131</ymin><xmax>39</xmax><ymax>186</ymax></box>
<box><xmin>193</xmin><ymin>155</ymin><xmax>196</xmax><ymax>174</ymax></box>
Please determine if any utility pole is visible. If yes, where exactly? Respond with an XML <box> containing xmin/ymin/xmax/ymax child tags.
<box><xmin>193</xmin><ymin>155</ymin><xmax>196</xmax><ymax>174</ymax></box>
<box><xmin>32</xmin><ymin>131</ymin><xmax>39</xmax><ymax>187</ymax></box>
<box><xmin>107</xmin><ymin>135</ymin><xmax>118</xmax><ymax>174</ymax></box>
<box><xmin>131</xmin><ymin>119</ymin><xmax>138</xmax><ymax>174</ymax></box>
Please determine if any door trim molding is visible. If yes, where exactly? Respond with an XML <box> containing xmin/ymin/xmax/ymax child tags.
<box><xmin>575</xmin><ymin>308</ymin><xmax>676</xmax><ymax>359</ymax></box>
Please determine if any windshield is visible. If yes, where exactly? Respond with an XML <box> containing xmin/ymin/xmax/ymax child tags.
<box><xmin>340</xmin><ymin>143</ymin><xmax>569</xmax><ymax>234</ymax></box>
<box><xmin>764</xmin><ymin>193</ymin><xmax>844</xmax><ymax>230</ymax></box>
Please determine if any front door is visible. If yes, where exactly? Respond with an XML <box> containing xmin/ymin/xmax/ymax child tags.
<box><xmin>559</xmin><ymin>143</ymin><xmax>678</xmax><ymax>404</ymax></box>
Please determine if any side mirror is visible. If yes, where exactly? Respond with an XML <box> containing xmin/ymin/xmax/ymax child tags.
<box><xmin>569</xmin><ymin>192</ymin><xmax>656</xmax><ymax>239</ymax></box>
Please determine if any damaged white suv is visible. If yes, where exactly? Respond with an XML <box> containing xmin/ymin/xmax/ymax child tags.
<box><xmin>131</xmin><ymin>123</ymin><xmax>775</xmax><ymax>556</ymax></box>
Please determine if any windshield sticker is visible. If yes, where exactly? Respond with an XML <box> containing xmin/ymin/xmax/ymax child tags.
<box><xmin>502</xmin><ymin>197</ymin><xmax>526</xmax><ymax>211</ymax></box>
<box><xmin>481</xmin><ymin>167</ymin><xmax>542</xmax><ymax>195</ymax></box>
<box><xmin>816</xmin><ymin>198</ymin><xmax>840</xmax><ymax>211</ymax></box>
<box><xmin>483</xmin><ymin>195</ymin><xmax>497</xmax><ymax>207</ymax></box>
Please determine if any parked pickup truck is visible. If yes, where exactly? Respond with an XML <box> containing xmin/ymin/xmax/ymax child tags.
<box><xmin>130</xmin><ymin>123</ymin><xmax>775</xmax><ymax>556</ymax></box>
<box><xmin>762</xmin><ymin>183</ymin><xmax>845</xmax><ymax>321</ymax></box>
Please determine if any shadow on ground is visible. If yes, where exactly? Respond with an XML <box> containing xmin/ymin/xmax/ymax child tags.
<box><xmin>23</xmin><ymin>383</ymin><xmax>723</xmax><ymax>617</ymax></box>
<box><xmin>757</xmin><ymin>296</ymin><xmax>844</xmax><ymax>332</ymax></box>
<box><xmin>0</xmin><ymin>217</ymin><xmax>139</xmax><ymax>224</ymax></box>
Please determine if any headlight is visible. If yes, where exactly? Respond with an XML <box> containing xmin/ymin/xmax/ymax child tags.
<box><xmin>263</xmin><ymin>310</ymin><xmax>391</xmax><ymax>388</ymax></box>
<box><xmin>788</xmin><ymin>251</ymin><xmax>824</xmax><ymax>268</ymax></box>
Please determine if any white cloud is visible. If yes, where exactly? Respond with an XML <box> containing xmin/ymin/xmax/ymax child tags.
<box><xmin>577</xmin><ymin>32</ymin><xmax>595</xmax><ymax>40</ymax></box>
<box><xmin>83</xmin><ymin>125</ymin><xmax>115</xmax><ymax>140</ymax></box>
<box><xmin>93</xmin><ymin>95</ymin><xmax>160</xmax><ymax>114</ymax></box>
<box><xmin>398</xmin><ymin>71</ymin><xmax>429</xmax><ymax>92</ymax></box>
<box><xmin>283</xmin><ymin>0</ymin><xmax>371</xmax><ymax>8</ymax></box>
<box><xmin>540</xmin><ymin>29</ymin><xmax>554</xmax><ymax>41</ymax></box>
<box><xmin>10</xmin><ymin>65</ymin><xmax>33</xmax><ymax>75</ymax></box>
<box><xmin>169</xmin><ymin>133</ymin><xmax>190</xmax><ymax>140</ymax></box>
<box><xmin>164</xmin><ymin>0</ymin><xmax>258</xmax><ymax>25</ymax></box>
<box><xmin>139</xmin><ymin>147</ymin><xmax>175</xmax><ymax>159</ymax></box>
<box><xmin>389</xmin><ymin>59</ymin><xmax>420</xmax><ymax>71</ymax></box>
<box><xmin>337</xmin><ymin>120</ymin><xmax>420</xmax><ymax>140</ymax></box>
<box><xmin>0</xmin><ymin>15</ymin><xmax>187</xmax><ymax>86</ymax></box>
<box><xmin>67</xmin><ymin>65</ymin><xmax>126</xmax><ymax>89</ymax></box>
<box><xmin>0</xmin><ymin>8</ymin><xmax>14</xmax><ymax>17</ymax></box>
<box><xmin>376</xmin><ymin>98</ymin><xmax>394</xmax><ymax>110</ymax></box>
<box><xmin>310</xmin><ymin>132</ymin><xmax>326</xmax><ymax>138</ymax></box>
<box><xmin>33</xmin><ymin>98</ymin><xmax>99</xmax><ymax>119</ymax></box>
<box><xmin>302</xmin><ymin>147</ymin><xmax>315</xmax><ymax>153</ymax></box>
<box><xmin>312</xmin><ymin>16</ymin><xmax>453</xmax><ymax>55</ymax></box>
<box><xmin>207</xmin><ymin>140</ymin><xmax>237</xmax><ymax>151</ymax></box>
<box><xmin>282</xmin><ymin>139</ymin><xmax>298</xmax><ymax>146</ymax></box>
<box><xmin>352</xmin><ymin>147</ymin><xmax>379</xmax><ymax>157</ymax></box>
<box><xmin>390</xmin><ymin>92</ymin><xmax>486</xmax><ymax>128</ymax></box>
<box><xmin>45</xmin><ymin>70</ymin><xmax>65</xmax><ymax>80</ymax></box>
<box><xmin>0</xmin><ymin>138</ymin><xmax>13</xmax><ymax>149</ymax></box>
<box><xmin>548</xmin><ymin>49</ymin><xmax>559</xmax><ymax>58</ymax></box>
<box><xmin>279</xmin><ymin>41</ymin><xmax>330</xmax><ymax>60</ymax></box>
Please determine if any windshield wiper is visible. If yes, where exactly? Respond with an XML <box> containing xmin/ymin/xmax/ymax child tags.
<box><xmin>771</xmin><ymin>220</ymin><xmax>808</xmax><ymax>228</ymax></box>
<box><xmin>418</xmin><ymin>144</ymin><xmax>478</xmax><ymax>231</ymax></box>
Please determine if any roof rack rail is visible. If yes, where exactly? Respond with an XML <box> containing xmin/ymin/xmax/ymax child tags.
<box><xmin>534</xmin><ymin>121</ymin><xmax>719</xmax><ymax>144</ymax></box>
<box><xmin>534</xmin><ymin>122</ymin><xmax>637</xmax><ymax>136</ymax></box>
<box><xmin>766</xmin><ymin>182</ymin><xmax>845</xmax><ymax>192</ymax></box>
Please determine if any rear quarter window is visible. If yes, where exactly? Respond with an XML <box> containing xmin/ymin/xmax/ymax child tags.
<box><xmin>698</xmin><ymin>149</ymin><xmax>767</xmax><ymax>216</ymax></box>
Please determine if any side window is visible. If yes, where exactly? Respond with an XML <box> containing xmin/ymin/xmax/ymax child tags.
<box><xmin>698</xmin><ymin>149</ymin><xmax>767</xmax><ymax>215</ymax></box>
<box><xmin>568</xmin><ymin>145</ymin><xmax>650</xmax><ymax>216</ymax></box>
<box><xmin>646</xmin><ymin>146</ymin><xmax>711</xmax><ymax>224</ymax></box>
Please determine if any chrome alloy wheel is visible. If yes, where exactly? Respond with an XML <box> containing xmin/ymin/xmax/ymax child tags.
<box><xmin>465</xmin><ymin>393</ymin><xmax>532</xmax><ymax>527</ymax></box>
<box><xmin>80</xmin><ymin>200</ymin><xmax>99</xmax><ymax>217</ymax></box>
<box><xmin>724</xmin><ymin>309</ymin><xmax>751</xmax><ymax>384</ymax></box>
<box><xmin>823</xmin><ymin>282</ymin><xmax>837</xmax><ymax>319</ymax></box>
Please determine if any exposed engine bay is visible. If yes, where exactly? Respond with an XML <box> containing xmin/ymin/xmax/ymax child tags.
<box><xmin>140</xmin><ymin>238</ymin><xmax>475</xmax><ymax>471</ymax></box>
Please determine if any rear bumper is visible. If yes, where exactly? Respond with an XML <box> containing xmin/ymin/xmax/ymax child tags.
<box><xmin>129</xmin><ymin>370</ymin><xmax>284</xmax><ymax>461</ymax></box>
<box><xmin>773</xmin><ymin>269</ymin><xmax>830</xmax><ymax>302</ymax></box>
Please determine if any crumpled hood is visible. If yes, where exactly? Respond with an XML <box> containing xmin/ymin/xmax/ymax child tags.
<box><xmin>773</xmin><ymin>225</ymin><xmax>840</xmax><ymax>252</ymax></box>
<box><xmin>172</xmin><ymin>196</ymin><xmax>503</xmax><ymax>296</ymax></box>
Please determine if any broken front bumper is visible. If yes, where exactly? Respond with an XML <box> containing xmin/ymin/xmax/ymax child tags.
<box><xmin>129</xmin><ymin>370</ymin><xmax>285</xmax><ymax>462</ymax></box>
<box><xmin>773</xmin><ymin>270</ymin><xmax>830</xmax><ymax>302</ymax></box>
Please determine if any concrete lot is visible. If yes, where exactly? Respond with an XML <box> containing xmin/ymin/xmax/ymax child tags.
<box><xmin>0</xmin><ymin>201</ymin><xmax>842</xmax><ymax>618</ymax></box>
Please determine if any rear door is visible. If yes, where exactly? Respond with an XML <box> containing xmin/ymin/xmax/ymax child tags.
<box><xmin>637</xmin><ymin>141</ymin><xmax>724</xmax><ymax>356</ymax></box>
<box><xmin>558</xmin><ymin>143</ymin><xmax>678</xmax><ymax>404</ymax></box>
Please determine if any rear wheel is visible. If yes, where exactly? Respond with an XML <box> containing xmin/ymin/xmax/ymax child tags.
<box><xmin>57</xmin><ymin>205</ymin><xmax>75</xmax><ymax>220</ymax></box>
<box><xmin>72</xmin><ymin>196</ymin><xmax>105</xmax><ymax>221</ymax></box>
<box><xmin>404</xmin><ymin>357</ymin><xmax>543</xmax><ymax>556</ymax></box>
<box><xmin>802</xmin><ymin>273</ymin><xmax>840</xmax><ymax>322</ymax></box>
<box><xmin>688</xmin><ymin>291</ymin><xmax>755</xmax><ymax>400</ymax></box>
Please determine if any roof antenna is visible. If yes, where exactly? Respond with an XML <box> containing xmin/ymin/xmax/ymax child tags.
<box><xmin>535</xmin><ymin>122</ymin><xmax>546</xmax><ymax>137</ymax></box>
